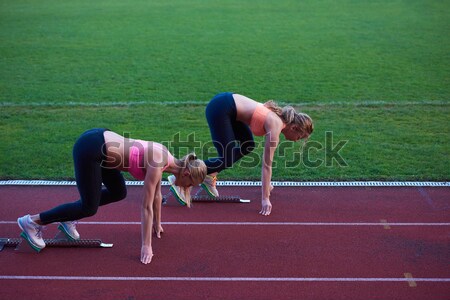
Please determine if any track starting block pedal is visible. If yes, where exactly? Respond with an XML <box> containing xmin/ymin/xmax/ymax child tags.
<box><xmin>0</xmin><ymin>231</ymin><xmax>113</xmax><ymax>253</ymax></box>
<box><xmin>162</xmin><ymin>185</ymin><xmax>250</xmax><ymax>205</ymax></box>
<box><xmin>191</xmin><ymin>195</ymin><xmax>251</xmax><ymax>203</ymax></box>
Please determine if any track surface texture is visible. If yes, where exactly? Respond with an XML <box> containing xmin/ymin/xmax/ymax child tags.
<box><xmin>0</xmin><ymin>185</ymin><xmax>449</xmax><ymax>300</ymax></box>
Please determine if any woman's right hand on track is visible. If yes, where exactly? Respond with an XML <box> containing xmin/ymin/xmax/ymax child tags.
<box><xmin>260</xmin><ymin>198</ymin><xmax>272</xmax><ymax>216</ymax></box>
<box><xmin>141</xmin><ymin>245</ymin><xmax>153</xmax><ymax>264</ymax></box>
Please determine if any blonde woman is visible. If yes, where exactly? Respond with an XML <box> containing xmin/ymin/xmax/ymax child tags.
<box><xmin>17</xmin><ymin>128</ymin><xmax>206</xmax><ymax>264</ymax></box>
<box><xmin>171</xmin><ymin>92</ymin><xmax>313</xmax><ymax>216</ymax></box>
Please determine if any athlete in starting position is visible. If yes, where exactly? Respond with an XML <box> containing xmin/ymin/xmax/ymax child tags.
<box><xmin>170</xmin><ymin>92</ymin><xmax>313</xmax><ymax>216</ymax></box>
<box><xmin>18</xmin><ymin>128</ymin><xmax>206</xmax><ymax>264</ymax></box>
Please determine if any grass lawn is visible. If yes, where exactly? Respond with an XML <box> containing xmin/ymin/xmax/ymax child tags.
<box><xmin>1</xmin><ymin>0</ymin><xmax>448</xmax><ymax>104</ymax></box>
<box><xmin>0</xmin><ymin>0</ymin><xmax>448</xmax><ymax>180</ymax></box>
<box><xmin>1</xmin><ymin>102</ymin><xmax>448</xmax><ymax>181</ymax></box>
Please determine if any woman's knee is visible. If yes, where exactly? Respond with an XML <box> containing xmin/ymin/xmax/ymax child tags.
<box><xmin>105</xmin><ymin>179</ymin><xmax>127</xmax><ymax>201</ymax></box>
<box><xmin>106</xmin><ymin>186</ymin><xmax>127</xmax><ymax>202</ymax></box>
<box><xmin>80</xmin><ymin>206</ymin><xmax>98</xmax><ymax>218</ymax></box>
<box><xmin>114</xmin><ymin>187</ymin><xmax>127</xmax><ymax>201</ymax></box>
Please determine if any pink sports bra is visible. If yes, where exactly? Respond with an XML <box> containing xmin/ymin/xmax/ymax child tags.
<box><xmin>249</xmin><ymin>105</ymin><xmax>271</xmax><ymax>136</ymax></box>
<box><xmin>249</xmin><ymin>104</ymin><xmax>286</xmax><ymax>136</ymax></box>
<box><xmin>128</xmin><ymin>140</ymin><xmax>174</xmax><ymax>180</ymax></box>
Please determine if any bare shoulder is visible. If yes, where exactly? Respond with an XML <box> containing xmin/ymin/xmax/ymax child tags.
<box><xmin>265</xmin><ymin>111</ymin><xmax>284</xmax><ymax>132</ymax></box>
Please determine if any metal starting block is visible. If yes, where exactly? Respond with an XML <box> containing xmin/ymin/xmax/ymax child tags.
<box><xmin>163</xmin><ymin>185</ymin><xmax>250</xmax><ymax>205</ymax></box>
<box><xmin>0</xmin><ymin>231</ymin><xmax>113</xmax><ymax>253</ymax></box>
<box><xmin>191</xmin><ymin>195</ymin><xmax>251</xmax><ymax>203</ymax></box>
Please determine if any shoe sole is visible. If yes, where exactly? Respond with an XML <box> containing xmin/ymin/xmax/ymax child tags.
<box><xmin>169</xmin><ymin>186</ymin><xmax>187</xmax><ymax>206</ymax></box>
<box><xmin>200</xmin><ymin>183</ymin><xmax>218</xmax><ymax>198</ymax></box>
<box><xmin>20</xmin><ymin>232</ymin><xmax>44</xmax><ymax>252</ymax></box>
<box><xmin>57</xmin><ymin>224</ymin><xmax>79</xmax><ymax>241</ymax></box>
<box><xmin>17</xmin><ymin>218</ymin><xmax>45</xmax><ymax>252</ymax></box>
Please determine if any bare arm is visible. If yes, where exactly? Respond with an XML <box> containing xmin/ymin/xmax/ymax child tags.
<box><xmin>260</xmin><ymin>127</ymin><xmax>280</xmax><ymax>216</ymax></box>
<box><xmin>140</xmin><ymin>167</ymin><xmax>161</xmax><ymax>264</ymax></box>
<box><xmin>152</xmin><ymin>178</ymin><xmax>164</xmax><ymax>238</ymax></box>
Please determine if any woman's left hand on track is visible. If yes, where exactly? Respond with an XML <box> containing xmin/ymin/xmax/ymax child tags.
<box><xmin>153</xmin><ymin>223</ymin><xmax>164</xmax><ymax>238</ymax></box>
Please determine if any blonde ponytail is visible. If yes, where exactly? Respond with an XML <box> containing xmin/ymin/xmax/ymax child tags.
<box><xmin>177</xmin><ymin>153</ymin><xmax>207</xmax><ymax>207</ymax></box>
<box><xmin>180</xmin><ymin>153</ymin><xmax>207</xmax><ymax>184</ymax></box>
<box><xmin>264</xmin><ymin>100</ymin><xmax>314</xmax><ymax>137</ymax></box>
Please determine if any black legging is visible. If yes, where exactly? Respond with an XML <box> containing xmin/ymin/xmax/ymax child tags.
<box><xmin>40</xmin><ymin>128</ymin><xmax>127</xmax><ymax>224</ymax></box>
<box><xmin>203</xmin><ymin>92</ymin><xmax>255</xmax><ymax>174</ymax></box>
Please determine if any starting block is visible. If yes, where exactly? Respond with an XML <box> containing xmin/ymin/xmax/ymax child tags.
<box><xmin>163</xmin><ymin>185</ymin><xmax>250</xmax><ymax>205</ymax></box>
<box><xmin>0</xmin><ymin>230</ymin><xmax>113</xmax><ymax>253</ymax></box>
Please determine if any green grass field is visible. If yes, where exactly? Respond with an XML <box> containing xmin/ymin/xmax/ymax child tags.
<box><xmin>1</xmin><ymin>0</ymin><xmax>449</xmax><ymax>181</ymax></box>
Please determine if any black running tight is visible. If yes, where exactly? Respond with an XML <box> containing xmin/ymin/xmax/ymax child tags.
<box><xmin>203</xmin><ymin>92</ymin><xmax>255</xmax><ymax>174</ymax></box>
<box><xmin>39</xmin><ymin>128</ymin><xmax>127</xmax><ymax>224</ymax></box>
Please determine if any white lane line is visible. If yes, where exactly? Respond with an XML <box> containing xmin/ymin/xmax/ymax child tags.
<box><xmin>1</xmin><ymin>180</ymin><xmax>449</xmax><ymax>187</ymax></box>
<box><xmin>1</xmin><ymin>221</ymin><xmax>450</xmax><ymax>226</ymax></box>
<box><xmin>0</xmin><ymin>275</ymin><xmax>449</xmax><ymax>282</ymax></box>
<box><xmin>404</xmin><ymin>273</ymin><xmax>418</xmax><ymax>287</ymax></box>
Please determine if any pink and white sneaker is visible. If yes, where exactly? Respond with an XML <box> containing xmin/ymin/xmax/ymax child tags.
<box><xmin>58</xmin><ymin>221</ymin><xmax>80</xmax><ymax>240</ymax></box>
<box><xmin>17</xmin><ymin>215</ymin><xmax>46</xmax><ymax>251</ymax></box>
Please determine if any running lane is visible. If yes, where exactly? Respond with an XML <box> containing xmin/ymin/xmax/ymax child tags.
<box><xmin>0</xmin><ymin>185</ymin><xmax>448</xmax><ymax>300</ymax></box>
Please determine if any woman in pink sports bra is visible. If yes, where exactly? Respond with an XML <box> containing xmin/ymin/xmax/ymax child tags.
<box><xmin>174</xmin><ymin>92</ymin><xmax>313</xmax><ymax>216</ymax></box>
<box><xmin>17</xmin><ymin>128</ymin><xmax>206</xmax><ymax>265</ymax></box>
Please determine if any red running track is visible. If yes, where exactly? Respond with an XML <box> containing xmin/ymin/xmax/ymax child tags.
<box><xmin>0</xmin><ymin>185</ymin><xmax>449</xmax><ymax>300</ymax></box>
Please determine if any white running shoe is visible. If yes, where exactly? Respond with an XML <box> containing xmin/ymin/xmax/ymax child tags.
<box><xmin>168</xmin><ymin>174</ymin><xmax>176</xmax><ymax>186</ymax></box>
<box><xmin>201</xmin><ymin>175</ymin><xmax>219</xmax><ymax>198</ymax></box>
<box><xmin>58</xmin><ymin>221</ymin><xmax>80</xmax><ymax>240</ymax></box>
<box><xmin>168</xmin><ymin>175</ymin><xmax>192</xmax><ymax>206</ymax></box>
<box><xmin>17</xmin><ymin>215</ymin><xmax>46</xmax><ymax>251</ymax></box>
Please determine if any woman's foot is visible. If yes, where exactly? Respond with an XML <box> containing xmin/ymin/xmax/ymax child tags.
<box><xmin>17</xmin><ymin>214</ymin><xmax>46</xmax><ymax>251</ymax></box>
<box><xmin>201</xmin><ymin>175</ymin><xmax>219</xmax><ymax>198</ymax></box>
<box><xmin>58</xmin><ymin>221</ymin><xmax>80</xmax><ymax>240</ymax></box>
<box><xmin>168</xmin><ymin>175</ymin><xmax>192</xmax><ymax>206</ymax></box>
